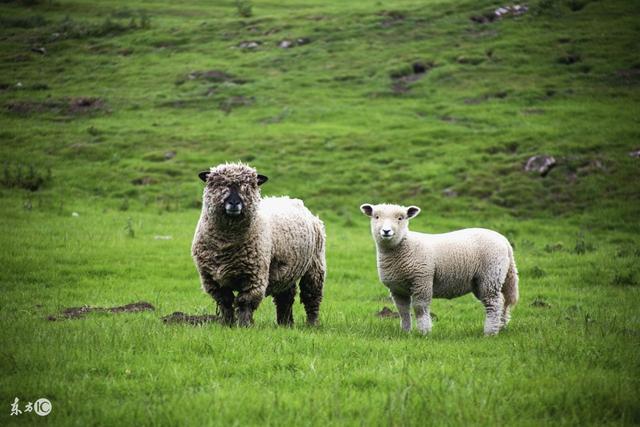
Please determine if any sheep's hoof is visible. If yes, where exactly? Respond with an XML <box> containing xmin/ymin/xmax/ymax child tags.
<box><xmin>277</xmin><ymin>319</ymin><xmax>294</xmax><ymax>327</ymax></box>
<box><xmin>221</xmin><ymin>319</ymin><xmax>236</xmax><ymax>327</ymax></box>
<box><xmin>305</xmin><ymin>314</ymin><xmax>319</xmax><ymax>326</ymax></box>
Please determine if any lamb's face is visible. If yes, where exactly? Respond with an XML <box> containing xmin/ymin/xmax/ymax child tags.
<box><xmin>360</xmin><ymin>203</ymin><xmax>421</xmax><ymax>247</ymax></box>
<box><xmin>198</xmin><ymin>164</ymin><xmax>268</xmax><ymax>220</ymax></box>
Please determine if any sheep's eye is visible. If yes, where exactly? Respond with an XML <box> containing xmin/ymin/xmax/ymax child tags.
<box><xmin>375</xmin><ymin>216</ymin><xmax>379</xmax><ymax>219</ymax></box>
<box><xmin>398</xmin><ymin>217</ymin><xmax>403</xmax><ymax>221</ymax></box>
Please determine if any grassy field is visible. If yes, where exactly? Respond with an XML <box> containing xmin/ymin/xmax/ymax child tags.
<box><xmin>1</xmin><ymin>0</ymin><xmax>639</xmax><ymax>425</ymax></box>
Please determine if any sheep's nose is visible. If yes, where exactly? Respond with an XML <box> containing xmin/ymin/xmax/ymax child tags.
<box><xmin>381</xmin><ymin>228</ymin><xmax>393</xmax><ymax>237</ymax></box>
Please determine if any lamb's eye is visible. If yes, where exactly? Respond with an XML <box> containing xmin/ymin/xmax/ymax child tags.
<box><xmin>398</xmin><ymin>217</ymin><xmax>403</xmax><ymax>221</ymax></box>
<box><xmin>375</xmin><ymin>216</ymin><xmax>379</xmax><ymax>219</ymax></box>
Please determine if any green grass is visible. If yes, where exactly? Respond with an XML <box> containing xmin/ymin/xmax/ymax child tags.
<box><xmin>1</xmin><ymin>0</ymin><xmax>639</xmax><ymax>425</ymax></box>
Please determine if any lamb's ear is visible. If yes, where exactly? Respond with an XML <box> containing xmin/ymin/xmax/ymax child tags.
<box><xmin>198</xmin><ymin>171</ymin><xmax>210</xmax><ymax>182</ymax></box>
<box><xmin>406</xmin><ymin>206</ymin><xmax>421</xmax><ymax>219</ymax></box>
<box><xmin>360</xmin><ymin>203</ymin><xmax>374</xmax><ymax>217</ymax></box>
<box><xmin>257</xmin><ymin>174</ymin><xmax>268</xmax><ymax>186</ymax></box>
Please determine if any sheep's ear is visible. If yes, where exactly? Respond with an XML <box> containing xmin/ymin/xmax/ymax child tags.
<box><xmin>360</xmin><ymin>204</ymin><xmax>374</xmax><ymax>217</ymax></box>
<box><xmin>257</xmin><ymin>174</ymin><xmax>268</xmax><ymax>186</ymax></box>
<box><xmin>198</xmin><ymin>171</ymin><xmax>210</xmax><ymax>182</ymax></box>
<box><xmin>406</xmin><ymin>206</ymin><xmax>421</xmax><ymax>219</ymax></box>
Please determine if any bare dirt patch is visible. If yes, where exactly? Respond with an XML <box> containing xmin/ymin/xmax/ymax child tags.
<box><xmin>131</xmin><ymin>176</ymin><xmax>157</xmax><ymax>186</ymax></box>
<box><xmin>161</xmin><ymin>311</ymin><xmax>220</xmax><ymax>325</ymax></box>
<box><xmin>531</xmin><ymin>297</ymin><xmax>551</xmax><ymax>308</ymax></box>
<box><xmin>186</xmin><ymin>69</ymin><xmax>246</xmax><ymax>84</ymax></box>
<box><xmin>219</xmin><ymin>95</ymin><xmax>254</xmax><ymax>114</ymax></box>
<box><xmin>557</xmin><ymin>53</ymin><xmax>581</xmax><ymax>65</ymax></box>
<box><xmin>391</xmin><ymin>62</ymin><xmax>433</xmax><ymax>93</ymax></box>
<box><xmin>6</xmin><ymin>97</ymin><xmax>106</xmax><ymax>116</ymax></box>
<box><xmin>47</xmin><ymin>301</ymin><xmax>155</xmax><ymax>320</ymax></box>
<box><xmin>464</xmin><ymin>91</ymin><xmax>508</xmax><ymax>104</ymax></box>
<box><xmin>378</xmin><ymin>10</ymin><xmax>405</xmax><ymax>28</ymax></box>
<box><xmin>377</xmin><ymin>306</ymin><xmax>400</xmax><ymax>318</ymax></box>
<box><xmin>615</xmin><ymin>66</ymin><xmax>640</xmax><ymax>84</ymax></box>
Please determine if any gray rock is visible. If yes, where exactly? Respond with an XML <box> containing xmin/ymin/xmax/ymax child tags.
<box><xmin>629</xmin><ymin>149</ymin><xmax>640</xmax><ymax>158</ymax></box>
<box><xmin>524</xmin><ymin>155</ymin><xmax>556</xmax><ymax>176</ymax></box>
<box><xmin>442</xmin><ymin>188</ymin><xmax>458</xmax><ymax>197</ymax></box>
<box><xmin>237</xmin><ymin>40</ymin><xmax>261</xmax><ymax>49</ymax></box>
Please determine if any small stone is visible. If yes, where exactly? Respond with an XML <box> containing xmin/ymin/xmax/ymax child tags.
<box><xmin>71</xmin><ymin>212</ymin><xmax>79</xmax><ymax>217</ymax></box>
<box><xmin>629</xmin><ymin>149</ymin><xmax>640</xmax><ymax>158</ymax></box>
<box><xmin>279</xmin><ymin>39</ymin><xmax>294</xmax><ymax>48</ymax></box>
<box><xmin>524</xmin><ymin>155</ymin><xmax>556</xmax><ymax>176</ymax></box>
<box><xmin>442</xmin><ymin>188</ymin><xmax>458</xmax><ymax>197</ymax></box>
<box><xmin>237</xmin><ymin>40</ymin><xmax>261</xmax><ymax>49</ymax></box>
<box><xmin>164</xmin><ymin>150</ymin><xmax>176</xmax><ymax>160</ymax></box>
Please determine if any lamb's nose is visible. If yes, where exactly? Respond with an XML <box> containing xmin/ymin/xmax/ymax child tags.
<box><xmin>382</xmin><ymin>228</ymin><xmax>392</xmax><ymax>236</ymax></box>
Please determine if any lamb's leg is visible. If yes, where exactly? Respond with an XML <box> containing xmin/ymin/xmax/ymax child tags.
<box><xmin>391</xmin><ymin>292</ymin><xmax>411</xmax><ymax>332</ymax></box>
<box><xmin>299</xmin><ymin>259</ymin><xmax>325</xmax><ymax>326</ymax></box>
<box><xmin>273</xmin><ymin>286</ymin><xmax>296</xmax><ymax>326</ymax></box>
<box><xmin>500</xmin><ymin>305</ymin><xmax>511</xmax><ymax>329</ymax></box>
<box><xmin>199</xmin><ymin>271</ymin><xmax>235</xmax><ymax>325</ymax></box>
<box><xmin>412</xmin><ymin>298</ymin><xmax>433</xmax><ymax>335</ymax></box>
<box><xmin>236</xmin><ymin>285</ymin><xmax>265</xmax><ymax>327</ymax></box>
<box><xmin>410</xmin><ymin>281</ymin><xmax>433</xmax><ymax>335</ymax></box>
<box><xmin>481</xmin><ymin>292</ymin><xmax>504</xmax><ymax>336</ymax></box>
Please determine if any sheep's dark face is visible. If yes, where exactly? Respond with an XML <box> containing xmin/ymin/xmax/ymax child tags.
<box><xmin>360</xmin><ymin>203</ymin><xmax>420</xmax><ymax>247</ymax></box>
<box><xmin>198</xmin><ymin>164</ymin><xmax>268</xmax><ymax>221</ymax></box>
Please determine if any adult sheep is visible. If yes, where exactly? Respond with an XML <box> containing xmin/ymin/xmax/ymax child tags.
<box><xmin>360</xmin><ymin>203</ymin><xmax>519</xmax><ymax>336</ymax></box>
<box><xmin>192</xmin><ymin>163</ymin><xmax>325</xmax><ymax>327</ymax></box>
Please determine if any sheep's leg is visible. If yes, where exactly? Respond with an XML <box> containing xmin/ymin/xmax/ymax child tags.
<box><xmin>391</xmin><ymin>292</ymin><xmax>412</xmax><ymax>332</ymax></box>
<box><xmin>481</xmin><ymin>292</ymin><xmax>504</xmax><ymax>336</ymax></box>
<box><xmin>199</xmin><ymin>271</ymin><xmax>235</xmax><ymax>325</ymax></box>
<box><xmin>210</xmin><ymin>286</ymin><xmax>236</xmax><ymax>326</ymax></box>
<box><xmin>273</xmin><ymin>286</ymin><xmax>296</xmax><ymax>326</ymax></box>
<box><xmin>299</xmin><ymin>263</ymin><xmax>324</xmax><ymax>326</ymax></box>
<box><xmin>410</xmin><ymin>281</ymin><xmax>433</xmax><ymax>335</ymax></box>
<box><xmin>412</xmin><ymin>298</ymin><xmax>432</xmax><ymax>335</ymax></box>
<box><xmin>236</xmin><ymin>285</ymin><xmax>265</xmax><ymax>327</ymax></box>
<box><xmin>500</xmin><ymin>305</ymin><xmax>511</xmax><ymax>329</ymax></box>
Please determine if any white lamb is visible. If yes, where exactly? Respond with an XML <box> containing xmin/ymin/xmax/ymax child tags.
<box><xmin>360</xmin><ymin>203</ymin><xmax>519</xmax><ymax>335</ymax></box>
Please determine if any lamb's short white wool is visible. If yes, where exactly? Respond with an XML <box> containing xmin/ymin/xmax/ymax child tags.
<box><xmin>360</xmin><ymin>203</ymin><xmax>519</xmax><ymax>335</ymax></box>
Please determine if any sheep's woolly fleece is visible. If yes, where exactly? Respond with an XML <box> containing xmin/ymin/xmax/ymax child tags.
<box><xmin>192</xmin><ymin>162</ymin><xmax>326</xmax><ymax>326</ymax></box>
